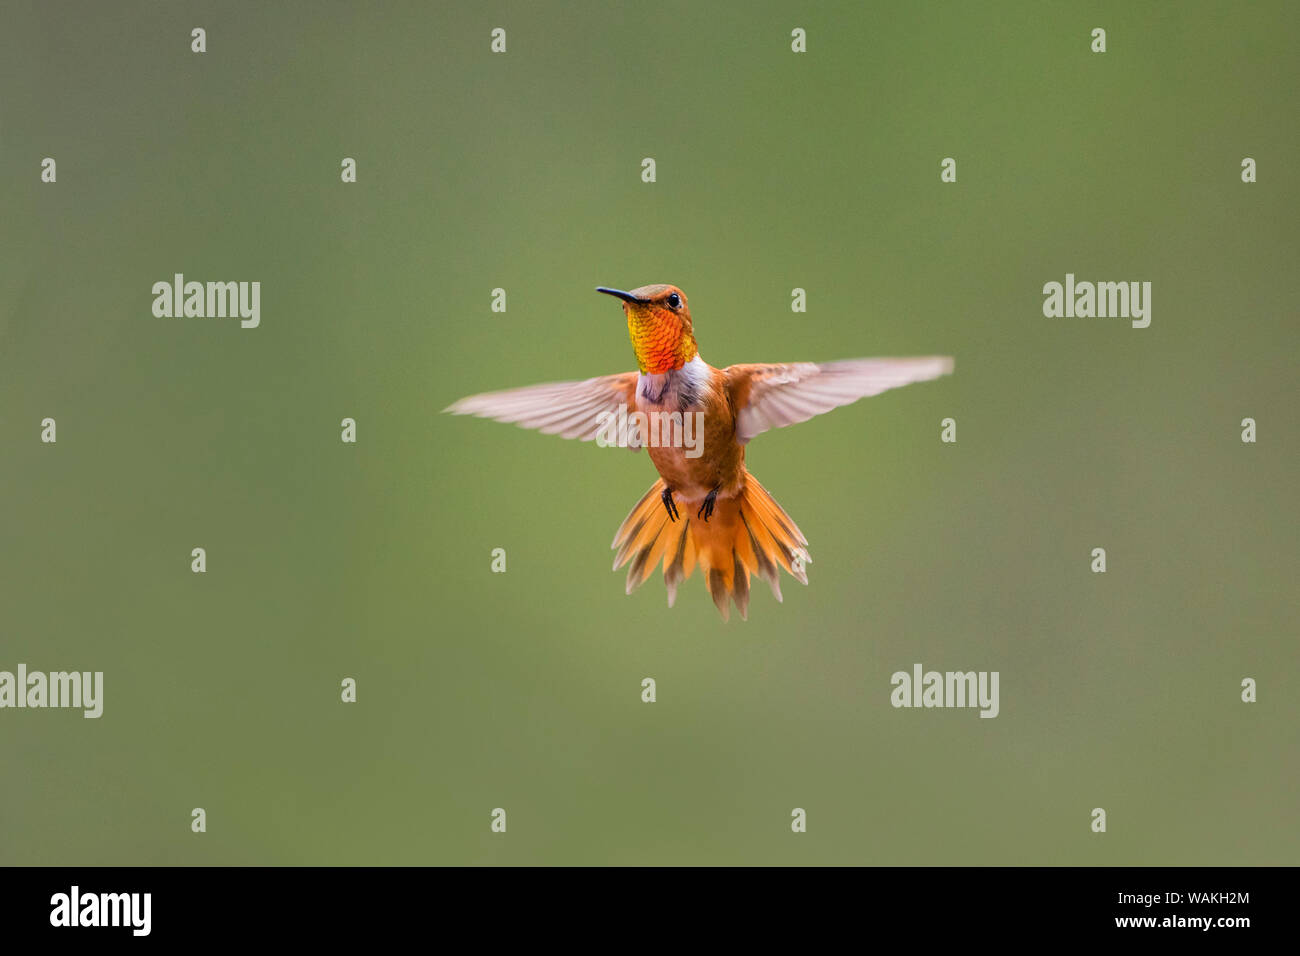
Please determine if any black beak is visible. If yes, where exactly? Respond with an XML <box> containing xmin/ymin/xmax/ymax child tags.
<box><xmin>596</xmin><ymin>287</ymin><xmax>645</xmax><ymax>304</ymax></box>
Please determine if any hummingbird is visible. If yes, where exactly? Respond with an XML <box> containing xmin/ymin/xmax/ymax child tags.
<box><xmin>446</xmin><ymin>285</ymin><xmax>953</xmax><ymax>620</ymax></box>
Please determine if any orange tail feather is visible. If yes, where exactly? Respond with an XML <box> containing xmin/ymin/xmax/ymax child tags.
<box><xmin>611</xmin><ymin>471</ymin><xmax>811</xmax><ymax>620</ymax></box>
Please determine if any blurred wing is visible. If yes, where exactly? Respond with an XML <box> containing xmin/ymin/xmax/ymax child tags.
<box><xmin>728</xmin><ymin>357</ymin><xmax>953</xmax><ymax>443</ymax></box>
<box><xmin>445</xmin><ymin>372</ymin><xmax>641</xmax><ymax>443</ymax></box>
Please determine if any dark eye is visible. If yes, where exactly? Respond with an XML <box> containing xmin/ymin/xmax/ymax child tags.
<box><xmin>667</xmin><ymin>293</ymin><xmax>681</xmax><ymax>309</ymax></box>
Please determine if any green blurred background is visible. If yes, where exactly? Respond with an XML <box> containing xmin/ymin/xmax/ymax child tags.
<box><xmin>1</xmin><ymin>0</ymin><xmax>1296</xmax><ymax>865</ymax></box>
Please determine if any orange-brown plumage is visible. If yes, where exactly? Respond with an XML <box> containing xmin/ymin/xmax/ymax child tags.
<box><xmin>446</xmin><ymin>284</ymin><xmax>953</xmax><ymax>619</ymax></box>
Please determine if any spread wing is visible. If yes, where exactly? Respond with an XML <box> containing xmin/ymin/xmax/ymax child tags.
<box><xmin>727</xmin><ymin>357</ymin><xmax>953</xmax><ymax>443</ymax></box>
<box><xmin>444</xmin><ymin>372</ymin><xmax>641</xmax><ymax>443</ymax></box>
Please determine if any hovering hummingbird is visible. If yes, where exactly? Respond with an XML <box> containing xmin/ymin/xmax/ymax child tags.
<box><xmin>446</xmin><ymin>285</ymin><xmax>953</xmax><ymax>620</ymax></box>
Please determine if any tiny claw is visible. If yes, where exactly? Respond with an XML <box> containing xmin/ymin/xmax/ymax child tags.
<box><xmin>661</xmin><ymin>486</ymin><xmax>679</xmax><ymax>522</ymax></box>
<box><xmin>697</xmin><ymin>487</ymin><xmax>718</xmax><ymax>522</ymax></box>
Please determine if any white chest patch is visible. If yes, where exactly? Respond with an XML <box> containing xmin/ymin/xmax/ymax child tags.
<box><xmin>637</xmin><ymin>355</ymin><xmax>712</xmax><ymax>411</ymax></box>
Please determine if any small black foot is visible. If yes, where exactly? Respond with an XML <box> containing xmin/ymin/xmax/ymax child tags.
<box><xmin>697</xmin><ymin>487</ymin><xmax>719</xmax><ymax>522</ymax></box>
<box><xmin>661</xmin><ymin>486</ymin><xmax>680</xmax><ymax>522</ymax></box>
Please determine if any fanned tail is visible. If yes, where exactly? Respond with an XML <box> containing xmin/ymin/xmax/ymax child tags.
<box><xmin>611</xmin><ymin>471</ymin><xmax>811</xmax><ymax>621</ymax></box>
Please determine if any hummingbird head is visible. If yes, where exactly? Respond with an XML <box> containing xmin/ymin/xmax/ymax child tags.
<box><xmin>596</xmin><ymin>284</ymin><xmax>698</xmax><ymax>374</ymax></box>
